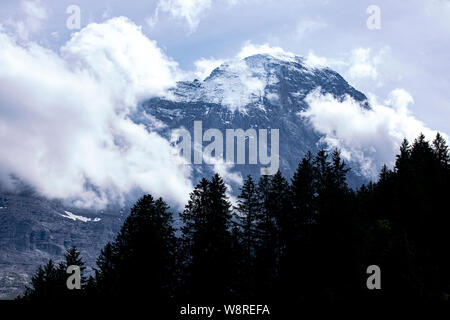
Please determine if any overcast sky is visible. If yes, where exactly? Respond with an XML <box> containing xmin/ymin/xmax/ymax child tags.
<box><xmin>0</xmin><ymin>0</ymin><xmax>449</xmax><ymax>208</ymax></box>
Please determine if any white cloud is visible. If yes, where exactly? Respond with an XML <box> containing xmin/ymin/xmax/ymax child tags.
<box><xmin>175</xmin><ymin>46</ymin><xmax>270</xmax><ymax>111</ymax></box>
<box><xmin>150</xmin><ymin>0</ymin><xmax>212</xmax><ymax>33</ymax></box>
<box><xmin>22</xmin><ymin>0</ymin><xmax>47</xmax><ymax>21</ymax></box>
<box><xmin>296</xmin><ymin>18</ymin><xmax>327</xmax><ymax>39</ymax></box>
<box><xmin>304</xmin><ymin>47</ymin><xmax>389</xmax><ymax>86</ymax></box>
<box><xmin>148</xmin><ymin>0</ymin><xmax>265</xmax><ymax>32</ymax></box>
<box><xmin>193</xmin><ymin>57</ymin><xmax>224</xmax><ymax>80</ymax></box>
<box><xmin>177</xmin><ymin>42</ymin><xmax>444</xmax><ymax>180</ymax></box>
<box><xmin>177</xmin><ymin>43</ymin><xmax>297</xmax><ymax>111</ymax></box>
<box><xmin>6</xmin><ymin>0</ymin><xmax>49</xmax><ymax>40</ymax></box>
<box><xmin>301</xmin><ymin>88</ymin><xmax>447</xmax><ymax>178</ymax></box>
<box><xmin>201</xmin><ymin>59</ymin><xmax>266</xmax><ymax>111</ymax></box>
<box><xmin>385</xmin><ymin>88</ymin><xmax>414</xmax><ymax>115</ymax></box>
<box><xmin>305</xmin><ymin>51</ymin><xmax>329</xmax><ymax>68</ymax></box>
<box><xmin>347</xmin><ymin>48</ymin><xmax>379</xmax><ymax>81</ymax></box>
<box><xmin>61</xmin><ymin>17</ymin><xmax>180</xmax><ymax>108</ymax></box>
<box><xmin>237</xmin><ymin>42</ymin><xmax>295</xmax><ymax>61</ymax></box>
<box><xmin>0</xmin><ymin>17</ymin><xmax>193</xmax><ymax>208</ymax></box>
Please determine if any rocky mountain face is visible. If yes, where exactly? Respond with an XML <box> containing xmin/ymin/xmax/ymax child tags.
<box><xmin>0</xmin><ymin>191</ymin><xmax>124</xmax><ymax>299</ymax></box>
<box><xmin>136</xmin><ymin>53</ymin><xmax>369</xmax><ymax>190</ymax></box>
<box><xmin>0</xmin><ymin>53</ymin><xmax>370</xmax><ymax>298</ymax></box>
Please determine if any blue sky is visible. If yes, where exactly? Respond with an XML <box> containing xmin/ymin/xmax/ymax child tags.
<box><xmin>0</xmin><ymin>0</ymin><xmax>449</xmax><ymax>208</ymax></box>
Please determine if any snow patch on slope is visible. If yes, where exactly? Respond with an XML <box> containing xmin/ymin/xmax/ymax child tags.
<box><xmin>60</xmin><ymin>210</ymin><xmax>101</xmax><ymax>222</ymax></box>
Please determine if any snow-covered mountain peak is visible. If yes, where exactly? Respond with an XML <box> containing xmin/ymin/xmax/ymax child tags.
<box><xmin>139</xmin><ymin>48</ymin><xmax>371</xmax><ymax>194</ymax></box>
<box><xmin>169</xmin><ymin>53</ymin><xmax>364</xmax><ymax>112</ymax></box>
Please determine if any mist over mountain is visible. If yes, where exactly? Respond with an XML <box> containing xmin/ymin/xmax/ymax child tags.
<box><xmin>0</xmin><ymin>0</ymin><xmax>448</xmax><ymax>306</ymax></box>
<box><xmin>0</xmin><ymin>17</ymin><xmax>443</xmax><ymax>210</ymax></box>
<box><xmin>0</xmin><ymin>50</ymin><xmax>446</xmax><ymax>298</ymax></box>
<box><xmin>136</xmin><ymin>53</ymin><xmax>370</xmax><ymax>193</ymax></box>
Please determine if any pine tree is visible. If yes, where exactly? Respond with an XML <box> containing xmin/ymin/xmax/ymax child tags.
<box><xmin>95</xmin><ymin>194</ymin><xmax>177</xmax><ymax>304</ymax></box>
<box><xmin>20</xmin><ymin>259</ymin><xmax>65</xmax><ymax>300</ymax></box>
<box><xmin>64</xmin><ymin>246</ymin><xmax>87</xmax><ymax>287</ymax></box>
<box><xmin>209</xmin><ymin>173</ymin><xmax>232</xmax><ymax>233</ymax></box>
<box><xmin>235</xmin><ymin>175</ymin><xmax>259</xmax><ymax>299</ymax></box>
<box><xmin>181</xmin><ymin>174</ymin><xmax>234</xmax><ymax>302</ymax></box>
<box><xmin>313</xmin><ymin>149</ymin><xmax>349</xmax><ymax>221</ymax></box>
<box><xmin>255</xmin><ymin>174</ymin><xmax>272</xmax><ymax>239</ymax></box>
<box><xmin>236</xmin><ymin>175</ymin><xmax>259</xmax><ymax>264</ymax></box>
<box><xmin>379</xmin><ymin>164</ymin><xmax>392</xmax><ymax>183</ymax></box>
<box><xmin>252</xmin><ymin>174</ymin><xmax>276</xmax><ymax>298</ymax></box>
<box><xmin>411</xmin><ymin>133</ymin><xmax>434</xmax><ymax>171</ymax></box>
<box><xmin>311</xmin><ymin>149</ymin><xmax>356</xmax><ymax>298</ymax></box>
<box><xmin>290</xmin><ymin>152</ymin><xmax>317</xmax><ymax>298</ymax></box>
<box><xmin>395</xmin><ymin>138</ymin><xmax>411</xmax><ymax>173</ymax></box>
<box><xmin>94</xmin><ymin>242</ymin><xmax>116</xmax><ymax>295</ymax></box>
<box><xmin>313</xmin><ymin>149</ymin><xmax>332</xmax><ymax>224</ymax></box>
<box><xmin>432</xmin><ymin>132</ymin><xmax>449</xmax><ymax>168</ymax></box>
<box><xmin>268</xmin><ymin>170</ymin><xmax>292</xmax><ymax>257</ymax></box>
<box><xmin>331</xmin><ymin>149</ymin><xmax>349</xmax><ymax>189</ymax></box>
<box><xmin>292</xmin><ymin>151</ymin><xmax>317</xmax><ymax>231</ymax></box>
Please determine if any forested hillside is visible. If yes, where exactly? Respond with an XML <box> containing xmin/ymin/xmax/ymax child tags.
<box><xmin>19</xmin><ymin>133</ymin><xmax>450</xmax><ymax>309</ymax></box>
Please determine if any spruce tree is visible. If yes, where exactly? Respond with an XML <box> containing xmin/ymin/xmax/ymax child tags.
<box><xmin>65</xmin><ymin>246</ymin><xmax>87</xmax><ymax>287</ymax></box>
<box><xmin>20</xmin><ymin>259</ymin><xmax>65</xmax><ymax>300</ymax></box>
<box><xmin>235</xmin><ymin>175</ymin><xmax>260</xmax><ymax>299</ymax></box>
<box><xmin>95</xmin><ymin>194</ymin><xmax>177</xmax><ymax>304</ymax></box>
<box><xmin>395</xmin><ymin>138</ymin><xmax>411</xmax><ymax>174</ymax></box>
<box><xmin>181</xmin><ymin>174</ymin><xmax>234</xmax><ymax>302</ymax></box>
<box><xmin>268</xmin><ymin>170</ymin><xmax>292</xmax><ymax>258</ymax></box>
<box><xmin>331</xmin><ymin>149</ymin><xmax>349</xmax><ymax>189</ymax></box>
<box><xmin>253</xmin><ymin>174</ymin><xmax>278</xmax><ymax>299</ymax></box>
<box><xmin>292</xmin><ymin>152</ymin><xmax>316</xmax><ymax>230</ymax></box>
<box><xmin>290</xmin><ymin>152</ymin><xmax>317</xmax><ymax>298</ymax></box>
<box><xmin>432</xmin><ymin>132</ymin><xmax>449</xmax><ymax>168</ymax></box>
<box><xmin>236</xmin><ymin>175</ymin><xmax>259</xmax><ymax>265</ymax></box>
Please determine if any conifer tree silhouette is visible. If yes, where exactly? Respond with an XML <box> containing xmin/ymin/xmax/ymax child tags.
<box><xmin>235</xmin><ymin>175</ymin><xmax>259</xmax><ymax>299</ymax></box>
<box><xmin>181</xmin><ymin>174</ymin><xmax>234</xmax><ymax>302</ymax></box>
<box><xmin>95</xmin><ymin>195</ymin><xmax>177</xmax><ymax>305</ymax></box>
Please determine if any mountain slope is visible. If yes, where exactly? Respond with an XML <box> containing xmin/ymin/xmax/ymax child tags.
<box><xmin>0</xmin><ymin>53</ymin><xmax>370</xmax><ymax>298</ymax></box>
<box><xmin>0</xmin><ymin>191</ymin><xmax>123</xmax><ymax>298</ymax></box>
<box><xmin>137</xmin><ymin>53</ymin><xmax>369</xmax><ymax>190</ymax></box>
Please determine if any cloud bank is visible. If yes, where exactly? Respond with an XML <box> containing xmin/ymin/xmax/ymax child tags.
<box><xmin>1</xmin><ymin>18</ymin><xmax>447</xmax><ymax>210</ymax></box>
<box><xmin>0</xmin><ymin>17</ymin><xmax>193</xmax><ymax>208</ymax></box>
<box><xmin>301</xmin><ymin>88</ymin><xmax>446</xmax><ymax>178</ymax></box>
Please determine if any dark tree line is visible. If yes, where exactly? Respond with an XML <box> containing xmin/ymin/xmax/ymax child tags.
<box><xmin>19</xmin><ymin>133</ymin><xmax>450</xmax><ymax>306</ymax></box>
<box><xmin>19</xmin><ymin>247</ymin><xmax>89</xmax><ymax>301</ymax></box>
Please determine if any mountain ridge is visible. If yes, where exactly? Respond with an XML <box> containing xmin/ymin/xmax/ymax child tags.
<box><xmin>137</xmin><ymin>53</ymin><xmax>370</xmax><ymax>191</ymax></box>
